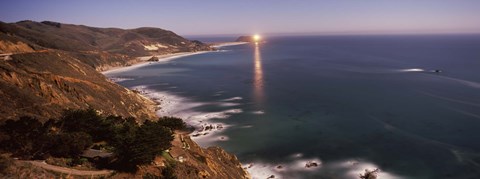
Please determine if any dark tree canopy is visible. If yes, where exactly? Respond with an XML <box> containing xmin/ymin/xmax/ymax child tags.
<box><xmin>111</xmin><ymin>120</ymin><xmax>174</xmax><ymax>171</ymax></box>
<box><xmin>157</xmin><ymin>116</ymin><xmax>186</xmax><ymax>130</ymax></box>
<box><xmin>0</xmin><ymin>109</ymin><xmax>181</xmax><ymax>171</ymax></box>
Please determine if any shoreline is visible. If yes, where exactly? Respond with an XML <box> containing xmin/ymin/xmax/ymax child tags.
<box><xmin>101</xmin><ymin>42</ymin><xmax>248</xmax><ymax>145</ymax></box>
<box><xmin>101</xmin><ymin>42</ymin><xmax>283</xmax><ymax>178</ymax></box>
<box><xmin>130</xmin><ymin>85</ymin><xmax>241</xmax><ymax>147</ymax></box>
<box><xmin>101</xmin><ymin>42</ymin><xmax>248</xmax><ymax>75</ymax></box>
<box><xmin>210</xmin><ymin>42</ymin><xmax>248</xmax><ymax>48</ymax></box>
<box><xmin>102</xmin><ymin>43</ymin><xmax>254</xmax><ymax>176</ymax></box>
<box><xmin>101</xmin><ymin>51</ymin><xmax>209</xmax><ymax>75</ymax></box>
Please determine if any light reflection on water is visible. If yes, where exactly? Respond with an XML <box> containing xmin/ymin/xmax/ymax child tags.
<box><xmin>253</xmin><ymin>43</ymin><xmax>265</xmax><ymax>107</ymax></box>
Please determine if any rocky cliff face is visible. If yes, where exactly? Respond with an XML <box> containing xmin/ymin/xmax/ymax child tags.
<box><xmin>173</xmin><ymin>136</ymin><xmax>249</xmax><ymax>178</ymax></box>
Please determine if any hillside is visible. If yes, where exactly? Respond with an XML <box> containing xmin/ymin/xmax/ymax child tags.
<box><xmin>0</xmin><ymin>50</ymin><xmax>156</xmax><ymax>121</ymax></box>
<box><xmin>0</xmin><ymin>20</ymin><xmax>212</xmax><ymax>70</ymax></box>
<box><xmin>0</xmin><ymin>21</ymin><xmax>215</xmax><ymax>121</ymax></box>
<box><xmin>0</xmin><ymin>21</ymin><xmax>249</xmax><ymax>178</ymax></box>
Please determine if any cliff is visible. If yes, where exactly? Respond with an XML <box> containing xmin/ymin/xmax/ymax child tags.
<box><xmin>0</xmin><ymin>21</ymin><xmax>248</xmax><ymax>178</ymax></box>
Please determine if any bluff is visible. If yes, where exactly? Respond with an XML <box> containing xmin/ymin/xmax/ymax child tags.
<box><xmin>0</xmin><ymin>21</ymin><xmax>248</xmax><ymax>178</ymax></box>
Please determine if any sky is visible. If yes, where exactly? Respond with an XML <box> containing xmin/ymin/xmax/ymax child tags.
<box><xmin>2</xmin><ymin>0</ymin><xmax>480</xmax><ymax>36</ymax></box>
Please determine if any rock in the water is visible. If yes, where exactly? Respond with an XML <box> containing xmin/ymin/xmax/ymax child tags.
<box><xmin>305</xmin><ymin>161</ymin><xmax>319</xmax><ymax>168</ymax></box>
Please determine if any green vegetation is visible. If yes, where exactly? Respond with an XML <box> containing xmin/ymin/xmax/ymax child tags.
<box><xmin>156</xmin><ymin>116</ymin><xmax>186</xmax><ymax>130</ymax></box>
<box><xmin>109</xmin><ymin>119</ymin><xmax>173</xmax><ymax>171</ymax></box>
<box><xmin>161</xmin><ymin>151</ymin><xmax>175</xmax><ymax>162</ymax></box>
<box><xmin>0</xmin><ymin>109</ymin><xmax>187</xmax><ymax>172</ymax></box>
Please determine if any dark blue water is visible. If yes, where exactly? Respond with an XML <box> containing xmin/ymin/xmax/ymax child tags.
<box><xmin>107</xmin><ymin>35</ymin><xmax>480</xmax><ymax>179</ymax></box>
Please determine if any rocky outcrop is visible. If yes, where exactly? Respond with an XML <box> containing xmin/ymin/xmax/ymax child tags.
<box><xmin>121</xmin><ymin>135</ymin><xmax>250</xmax><ymax>179</ymax></box>
<box><xmin>0</xmin><ymin>40</ymin><xmax>34</xmax><ymax>54</ymax></box>
<box><xmin>174</xmin><ymin>136</ymin><xmax>249</xmax><ymax>179</ymax></box>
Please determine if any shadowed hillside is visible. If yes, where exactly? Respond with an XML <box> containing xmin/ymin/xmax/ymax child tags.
<box><xmin>0</xmin><ymin>50</ymin><xmax>156</xmax><ymax>121</ymax></box>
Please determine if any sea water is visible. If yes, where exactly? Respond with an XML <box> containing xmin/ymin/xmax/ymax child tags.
<box><xmin>106</xmin><ymin>35</ymin><xmax>480</xmax><ymax>178</ymax></box>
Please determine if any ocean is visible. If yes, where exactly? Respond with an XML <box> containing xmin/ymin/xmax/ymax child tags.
<box><xmin>105</xmin><ymin>35</ymin><xmax>480</xmax><ymax>179</ymax></box>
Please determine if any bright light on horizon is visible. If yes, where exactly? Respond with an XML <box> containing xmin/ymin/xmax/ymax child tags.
<box><xmin>253</xmin><ymin>34</ymin><xmax>261</xmax><ymax>42</ymax></box>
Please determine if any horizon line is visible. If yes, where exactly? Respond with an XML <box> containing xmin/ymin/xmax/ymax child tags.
<box><xmin>4</xmin><ymin>19</ymin><xmax>480</xmax><ymax>38</ymax></box>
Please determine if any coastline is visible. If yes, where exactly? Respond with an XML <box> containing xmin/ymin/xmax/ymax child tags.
<box><xmin>210</xmin><ymin>42</ymin><xmax>248</xmax><ymax>48</ymax></box>
<box><xmin>101</xmin><ymin>51</ymin><xmax>209</xmax><ymax>75</ymax></box>
<box><xmin>101</xmin><ymin>42</ymin><xmax>248</xmax><ymax>75</ymax></box>
<box><xmin>101</xmin><ymin>42</ymin><xmax>251</xmax><ymax>177</ymax></box>
<box><xmin>101</xmin><ymin>42</ymin><xmax>249</xmax><ymax>145</ymax></box>
<box><xmin>130</xmin><ymin>85</ymin><xmax>241</xmax><ymax>146</ymax></box>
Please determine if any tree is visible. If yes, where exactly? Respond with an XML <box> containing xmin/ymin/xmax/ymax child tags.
<box><xmin>0</xmin><ymin>109</ymin><xmax>180</xmax><ymax>171</ymax></box>
<box><xmin>58</xmin><ymin>109</ymin><xmax>103</xmax><ymax>139</ymax></box>
<box><xmin>157</xmin><ymin>116</ymin><xmax>186</xmax><ymax>130</ymax></box>
<box><xmin>110</xmin><ymin>120</ymin><xmax>174</xmax><ymax>171</ymax></box>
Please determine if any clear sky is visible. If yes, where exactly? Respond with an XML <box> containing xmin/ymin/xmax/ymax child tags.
<box><xmin>2</xmin><ymin>0</ymin><xmax>480</xmax><ymax>36</ymax></box>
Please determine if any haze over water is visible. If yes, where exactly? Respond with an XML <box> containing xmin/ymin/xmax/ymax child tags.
<box><xmin>107</xmin><ymin>35</ymin><xmax>480</xmax><ymax>178</ymax></box>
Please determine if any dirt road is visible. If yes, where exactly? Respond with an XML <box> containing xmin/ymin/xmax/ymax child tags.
<box><xmin>28</xmin><ymin>160</ymin><xmax>113</xmax><ymax>176</ymax></box>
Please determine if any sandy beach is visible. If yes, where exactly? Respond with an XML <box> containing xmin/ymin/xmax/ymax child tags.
<box><xmin>101</xmin><ymin>51</ymin><xmax>209</xmax><ymax>75</ymax></box>
<box><xmin>210</xmin><ymin>42</ymin><xmax>248</xmax><ymax>48</ymax></box>
<box><xmin>102</xmin><ymin>42</ymin><xmax>248</xmax><ymax>75</ymax></box>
